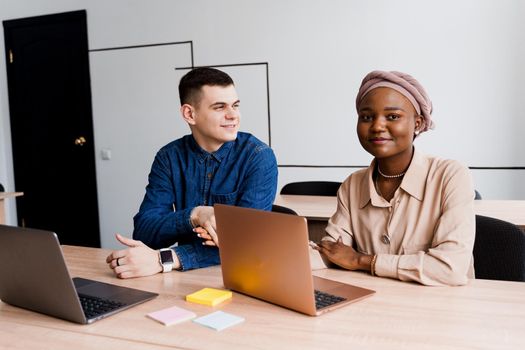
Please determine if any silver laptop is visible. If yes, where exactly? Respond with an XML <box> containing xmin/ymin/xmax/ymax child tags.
<box><xmin>214</xmin><ymin>204</ymin><xmax>375</xmax><ymax>316</ymax></box>
<box><xmin>0</xmin><ymin>225</ymin><xmax>158</xmax><ymax>324</ymax></box>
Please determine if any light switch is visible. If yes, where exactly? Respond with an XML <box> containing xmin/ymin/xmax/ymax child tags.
<box><xmin>101</xmin><ymin>148</ymin><xmax>112</xmax><ymax>160</ymax></box>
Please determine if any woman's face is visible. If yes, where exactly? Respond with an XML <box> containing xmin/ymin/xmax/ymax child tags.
<box><xmin>356</xmin><ymin>87</ymin><xmax>423</xmax><ymax>161</ymax></box>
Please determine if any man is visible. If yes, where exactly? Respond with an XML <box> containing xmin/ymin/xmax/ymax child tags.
<box><xmin>106</xmin><ymin>67</ymin><xmax>278</xmax><ymax>278</ymax></box>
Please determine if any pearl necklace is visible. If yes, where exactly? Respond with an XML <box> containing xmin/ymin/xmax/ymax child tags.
<box><xmin>377</xmin><ymin>166</ymin><xmax>406</xmax><ymax>179</ymax></box>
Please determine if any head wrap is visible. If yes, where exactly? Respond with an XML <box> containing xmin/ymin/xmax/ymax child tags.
<box><xmin>355</xmin><ymin>70</ymin><xmax>434</xmax><ymax>132</ymax></box>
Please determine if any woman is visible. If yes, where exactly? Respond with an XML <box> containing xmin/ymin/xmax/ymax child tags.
<box><xmin>312</xmin><ymin>70</ymin><xmax>475</xmax><ymax>286</ymax></box>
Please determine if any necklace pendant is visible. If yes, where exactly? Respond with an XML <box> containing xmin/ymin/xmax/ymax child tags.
<box><xmin>381</xmin><ymin>234</ymin><xmax>390</xmax><ymax>245</ymax></box>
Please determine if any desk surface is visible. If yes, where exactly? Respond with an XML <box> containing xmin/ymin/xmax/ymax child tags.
<box><xmin>1</xmin><ymin>245</ymin><xmax>524</xmax><ymax>349</ymax></box>
<box><xmin>275</xmin><ymin>194</ymin><xmax>525</xmax><ymax>228</ymax></box>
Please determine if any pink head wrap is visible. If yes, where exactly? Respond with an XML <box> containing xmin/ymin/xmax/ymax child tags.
<box><xmin>355</xmin><ymin>70</ymin><xmax>434</xmax><ymax>132</ymax></box>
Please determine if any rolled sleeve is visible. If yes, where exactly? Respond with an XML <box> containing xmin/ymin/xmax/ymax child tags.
<box><xmin>375</xmin><ymin>254</ymin><xmax>401</xmax><ymax>279</ymax></box>
<box><xmin>173</xmin><ymin>242</ymin><xmax>220</xmax><ymax>271</ymax></box>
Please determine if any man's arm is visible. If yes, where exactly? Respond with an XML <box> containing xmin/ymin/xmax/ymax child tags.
<box><xmin>133</xmin><ymin>151</ymin><xmax>194</xmax><ymax>249</ymax></box>
<box><xmin>235</xmin><ymin>145</ymin><xmax>278</xmax><ymax>210</ymax></box>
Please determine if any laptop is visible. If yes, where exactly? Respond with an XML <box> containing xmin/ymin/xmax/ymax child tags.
<box><xmin>214</xmin><ymin>204</ymin><xmax>375</xmax><ymax>316</ymax></box>
<box><xmin>0</xmin><ymin>225</ymin><xmax>158</xmax><ymax>324</ymax></box>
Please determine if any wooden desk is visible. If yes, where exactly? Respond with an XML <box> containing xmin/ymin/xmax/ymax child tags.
<box><xmin>275</xmin><ymin>195</ymin><xmax>525</xmax><ymax>229</ymax></box>
<box><xmin>1</xmin><ymin>246</ymin><xmax>524</xmax><ymax>349</ymax></box>
<box><xmin>275</xmin><ymin>194</ymin><xmax>337</xmax><ymax>220</ymax></box>
<box><xmin>473</xmin><ymin>200</ymin><xmax>525</xmax><ymax>229</ymax></box>
<box><xmin>0</xmin><ymin>192</ymin><xmax>23</xmax><ymax>225</ymax></box>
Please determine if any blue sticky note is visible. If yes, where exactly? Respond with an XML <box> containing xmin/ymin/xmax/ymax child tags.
<box><xmin>193</xmin><ymin>311</ymin><xmax>244</xmax><ymax>331</ymax></box>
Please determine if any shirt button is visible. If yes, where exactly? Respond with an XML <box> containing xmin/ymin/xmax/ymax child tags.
<box><xmin>381</xmin><ymin>235</ymin><xmax>390</xmax><ymax>245</ymax></box>
<box><xmin>203</xmin><ymin>200</ymin><xmax>207</xmax><ymax>205</ymax></box>
<box><xmin>207</xmin><ymin>173</ymin><xmax>212</xmax><ymax>179</ymax></box>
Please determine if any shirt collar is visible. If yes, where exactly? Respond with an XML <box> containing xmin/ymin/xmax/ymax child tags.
<box><xmin>188</xmin><ymin>135</ymin><xmax>234</xmax><ymax>163</ymax></box>
<box><xmin>358</xmin><ymin>149</ymin><xmax>427</xmax><ymax>208</ymax></box>
<box><xmin>399</xmin><ymin>150</ymin><xmax>427</xmax><ymax>201</ymax></box>
<box><xmin>358</xmin><ymin>161</ymin><xmax>382</xmax><ymax>208</ymax></box>
<box><xmin>212</xmin><ymin>140</ymin><xmax>234</xmax><ymax>162</ymax></box>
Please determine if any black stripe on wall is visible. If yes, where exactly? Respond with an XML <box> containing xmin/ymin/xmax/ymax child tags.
<box><xmin>89</xmin><ymin>40</ymin><xmax>194</xmax><ymax>68</ymax></box>
<box><xmin>278</xmin><ymin>165</ymin><xmax>525</xmax><ymax>169</ymax></box>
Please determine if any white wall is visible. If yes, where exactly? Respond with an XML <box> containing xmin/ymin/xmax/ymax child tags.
<box><xmin>1</xmin><ymin>0</ymin><xmax>524</xmax><ymax>249</ymax></box>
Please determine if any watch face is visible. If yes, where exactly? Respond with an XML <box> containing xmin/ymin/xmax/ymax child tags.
<box><xmin>160</xmin><ymin>249</ymin><xmax>173</xmax><ymax>264</ymax></box>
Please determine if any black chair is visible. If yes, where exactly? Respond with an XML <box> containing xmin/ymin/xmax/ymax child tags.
<box><xmin>474</xmin><ymin>190</ymin><xmax>482</xmax><ymax>200</ymax></box>
<box><xmin>0</xmin><ymin>183</ymin><xmax>4</xmax><ymax>192</ymax></box>
<box><xmin>280</xmin><ymin>181</ymin><xmax>342</xmax><ymax>197</ymax></box>
<box><xmin>473</xmin><ymin>215</ymin><xmax>525</xmax><ymax>282</ymax></box>
<box><xmin>271</xmin><ymin>204</ymin><xmax>298</xmax><ymax>216</ymax></box>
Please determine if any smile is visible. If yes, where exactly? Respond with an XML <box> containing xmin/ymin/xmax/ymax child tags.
<box><xmin>369</xmin><ymin>137</ymin><xmax>391</xmax><ymax>144</ymax></box>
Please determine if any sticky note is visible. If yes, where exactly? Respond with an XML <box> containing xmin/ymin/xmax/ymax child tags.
<box><xmin>185</xmin><ymin>288</ymin><xmax>232</xmax><ymax>306</ymax></box>
<box><xmin>146</xmin><ymin>305</ymin><xmax>196</xmax><ymax>326</ymax></box>
<box><xmin>193</xmin><ymin>311</ymin><xmax>245</xmax><ymax>331</ymax></box>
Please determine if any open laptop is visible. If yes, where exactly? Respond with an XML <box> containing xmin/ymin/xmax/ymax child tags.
<box><xmin>214</xmin><ymin>204</ymin><xmax>375</xmax><ymax>316</ymax></box>
<box><xmin>0</xmin><ymin>225</ymin><xmax>158</xmax><ymax>324</ymax></box>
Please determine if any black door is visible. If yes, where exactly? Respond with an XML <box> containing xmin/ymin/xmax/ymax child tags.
<box><xmin>3</xmin><ymin>10</ymin><xmax>100</xmax><ymax>247</ymax></box>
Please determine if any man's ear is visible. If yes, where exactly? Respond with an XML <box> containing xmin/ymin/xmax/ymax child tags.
<box><xmin>181</xmin><ymin>104</ymin><xmax>196</xmax><ymax>125</ymax></box>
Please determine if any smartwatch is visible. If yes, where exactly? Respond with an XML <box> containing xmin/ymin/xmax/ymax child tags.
<box><xmin>159</xmin><ymin>248</ymin><xmax>174</xmax><ymax>273</ymax></box>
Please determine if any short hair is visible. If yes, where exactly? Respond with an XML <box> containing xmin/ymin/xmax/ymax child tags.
<box><xmin>178</xmin><ymin>67</ymin><xmax>234</xmax><ymax>105</ymax></box>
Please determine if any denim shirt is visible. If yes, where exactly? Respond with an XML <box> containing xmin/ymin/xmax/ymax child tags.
<box><xmin>133</xmin><ymin>132</ymin><xmax>278</xmax><ymax>271</ymax></box>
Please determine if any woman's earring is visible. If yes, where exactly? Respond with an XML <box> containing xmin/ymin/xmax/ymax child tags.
<box><xmin>414</xmin><ymin>130</ymin><xmax>420</xmax><ymax>136</ymax></box>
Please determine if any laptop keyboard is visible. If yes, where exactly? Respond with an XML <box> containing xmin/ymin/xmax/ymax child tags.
<box><xmin>78</xmin><ymin>294</ymin><xmax>126</xmax><ymax>319</ymax></box>
<box><xmin>314</xmin><ymin>290</ymin><xmax>347</xmax><ymax>310</ymax></box>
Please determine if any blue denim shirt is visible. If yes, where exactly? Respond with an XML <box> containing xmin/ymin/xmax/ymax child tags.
<box><xmin>133</xmin><ymin>132</ymin><xmax>278</xmax><ymax>271</ymax></box>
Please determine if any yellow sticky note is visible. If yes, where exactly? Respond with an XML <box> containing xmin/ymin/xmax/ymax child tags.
<box><xmin>186</xmin><ymin>288</ymin><xmax>232</xmax><ymax>306</ymax></box>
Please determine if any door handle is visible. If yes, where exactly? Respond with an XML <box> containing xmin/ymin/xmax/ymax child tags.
<box><xmin>74</xmin><ymin>136</ymin><xmax>86</xmax><ymax>146</ymax></box>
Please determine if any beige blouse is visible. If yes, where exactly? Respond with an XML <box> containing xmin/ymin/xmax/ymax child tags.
<box><xmin>312</xmin><ymin>151</ymin><xmax>475</xmax><ymax>286</ymax></box>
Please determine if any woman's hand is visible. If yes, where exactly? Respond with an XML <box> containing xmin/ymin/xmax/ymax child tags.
<box><xmin>191</xmin><ymin>206</ymin><xmax>219</xmax><ymax>246</ymax></box>
<box><xmin>317</xmin><ymin>237</ymin><xmax>371</xmax><ymax>271</ymax></box>
<box><xmin>194</xmin><ymin>226</ymin><xmax>218</xmax><ymax>247</ymax></box>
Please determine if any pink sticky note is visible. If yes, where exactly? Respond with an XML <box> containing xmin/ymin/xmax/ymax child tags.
<box><xmin>147</xmin><ymin>305</ymin><xmax>196</xmax><ymax>326</ymax></box>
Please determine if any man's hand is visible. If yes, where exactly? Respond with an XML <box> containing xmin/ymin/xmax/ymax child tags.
<box><xmin>191</xmin><ymin>206</ymin><xmax>219</xmax><ymax>246</ymax></box>
<box><xmin>105</xmin><ymin>233</ymin><xmax>180</xmax><ymax>278</ymax></box>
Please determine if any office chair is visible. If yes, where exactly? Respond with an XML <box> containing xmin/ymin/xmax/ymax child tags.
<box><xmin>473</xmin><ymin>215</ymin><xmax>525</xmax><ymax>282</ymax></box>
<box><xmin>271</xmin><ymin>204</ymin><xmax>298</xmax><ymax>216</ymax></box>
<box><xmin>280</xmin><ymin>181</ymin><xmax>342</xmax><ymax>196</ymax></box>
<box><xmin>474</xmin><ymin>190</ymin><xmax>482</xmax><ymax>200</ymax></box>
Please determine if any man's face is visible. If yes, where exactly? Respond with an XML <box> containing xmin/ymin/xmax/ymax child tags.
<box><xmin>187</xmin><ymin>84</ymin><xmax>240</xmax><ymax>152</ymax></box>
